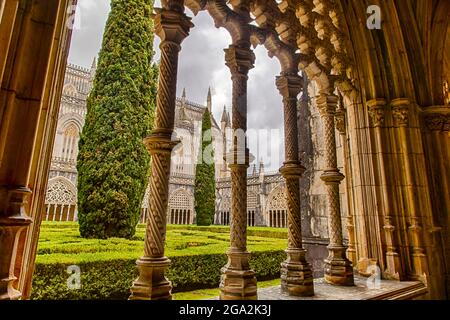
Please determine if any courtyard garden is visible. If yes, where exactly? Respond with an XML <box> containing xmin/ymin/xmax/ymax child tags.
<box><xmin>31</xmin><ymin>222</ymin><xmax>287</xmax><ymax>300</ymax></box>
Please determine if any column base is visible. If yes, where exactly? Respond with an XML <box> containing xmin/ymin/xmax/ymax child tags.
<box><xmin>0</xmin><ymin>214</ymin><xmax>32</xmax><ymax>300</ymax></box>
<box><xmin>0</xmin><ymin>277</ymin><xmax>21</xmax><ymax>300</ymax></box>
<box><xmin>281</xmin><ymin>249</ymin><xmax>315</xmax><ymax>296</ymax></box>
<box><xmin>219</xmin><ymin>250</ymin><xmax>257</xmax><ymax>300</ymax></box>
<box><xmin>384</xmin><ymin>251</ymin><xmax>404</xmax><ymax>280</ymax></box>
<box><xmin>129</xmin><ymin>256</ymin><xmax>172</xmax><ymax>300</ymax></box>
<box><xmin>410</xmin><ymin>252</ymin><xmax>428</xmax><ymax>281</ymax></box>
<box><xmin>324</xmin><ymin>246</ymin><xmax>355</xmax><ymax>286</ymax></box>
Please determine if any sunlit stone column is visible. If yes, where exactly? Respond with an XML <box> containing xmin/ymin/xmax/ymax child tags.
<box><xmin>367</xmin><ymin>98</ymin><xmax>404</xmax><ymax>280</ymax></box>
<box><xmin>317</xmin><ymin>94</ymin><xmax>354</xmax><ymax>286</ymax></box>
<box><xmin>220</xmin><ymin>44</ymin><xmax>258</xmax><ymax>300</ymax></box>
<box><xmin>277</xmin><ymin>74</ymin><xmax>315</xmax><ymax>296</ymax></box>
<box><xmin>391</xmin><ymin>98</ymin><xmax>428</xmax><ymax>280</ymax></box>
<box><xmin>129</xmin><ymin>4</ymin><xmax>193</xmax><ymax>300</ymax></box>
<box><xmin>334</xmin><ymin>106</ymin><xmax>357</xmax><ymax>265</ymax></box>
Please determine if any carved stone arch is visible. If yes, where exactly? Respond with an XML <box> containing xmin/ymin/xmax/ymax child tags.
<box><xmin>167</xmin><ymin>187</ymin><xmax>194</xmax><ymax>224</ymax></box>
<box><xmin>428</xmin><ymin>0</ymin><xmax>450</xmax><ymax>106</ymax></box>
<box><xmin>338</xmin><ymin>1</ymin><xmax>387</xmax><ymax>102</ymax></box>
<box><xmin>216</xmin><ymin>189</ymin><xmax>231</xmax><ymax>225</ymax></box>
<box><xmin>265</xmin><ymin>183</ymin><xmax>288</xmax><ymax>228</ymax></box>
<box><xmin>377</xmin><ymin>1</ymin><xmax>414</xmax><ymax>99</ymax></box>
<box><xmin>45</xmin><ymin>177</ymin><xmax>77</xmax><ymax>205</ymax></box>
<box><xmin>57</xmin><ymin>114</ymin><xmax>84</xmax><ymax>134</ymax></box>
<box><xmin>266</xmin><ymin>183</ymin><xmax>287</xmax><ymax>211</ymax></box>
<box><xmin>168</xmin><ymin>188</ymin><xmax>194</xmax><ymax>210</ymax></box>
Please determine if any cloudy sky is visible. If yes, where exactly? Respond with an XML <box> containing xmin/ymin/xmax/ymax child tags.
<box><xmin>68</xmin><ymin>0</ymin><xmax>285</xmax><ymax>171</ymax></box>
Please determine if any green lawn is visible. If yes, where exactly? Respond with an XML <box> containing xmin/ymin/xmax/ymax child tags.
<box><xmin>37</xmin><ymin>222</ymin><xmax>288</xmax><ymax>264</ymax></box>
<box><xmin>32</xmin><ymin>222</ymin><xmax>288</xmax><ymax>300</ymax></box>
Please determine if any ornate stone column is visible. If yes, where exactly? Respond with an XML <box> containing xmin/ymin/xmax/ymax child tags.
<box><xmin>129</xmin><ymin>4</ymin><xmax>193</xmax><ymax>300</ymax></box>
<box><xmin>277</xmin><ymin>74</ymin><xmax>315</xmax><ymax>296</ymax></box>
<box><xmin>317</xmin><ymin>94</ymin><xmax>354</xmax><ymax>286</ymax></box>
<box><xmin>391</xmin><ymin>98</ymin><xmax>428</xmax><ymax>280</ymax></box>
<box><xmin>220</xmin><ymin>44</ymin><xmax>258</xmax><ymax>300</ymax></box>
<box><xmin>334</xmin><ymin>106</ymin><xmax>357</xmax><ymax>265</ymax></box>
<box><xmin>367</xmin><ymin>98</ymin><xmax>404</xmax><ymax>280</ymax></box>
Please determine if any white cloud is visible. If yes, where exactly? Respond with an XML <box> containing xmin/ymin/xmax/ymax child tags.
<box><xmin>68</xmin><ymin>2</ymin><xmax>287</xmax><ymax>171</ymax></box>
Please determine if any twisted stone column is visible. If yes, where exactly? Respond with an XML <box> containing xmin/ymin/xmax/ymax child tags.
<box><xmin>129</xmin><ymin>6</ymin><xmax>193</xmax><ymax>300</ymax></box>
<box><xmin>277</xmin><ymin>74</ymin><xmax>314</xmax><ymax>296</ymax></box>
<box><xmin>220</xmin><ymin>44</ymin><xmax>257</xmax><ymax>300</ymax></box>
<box><xmin>317</xmin><ymin>94</ymin><xmax>354</xmax><ymax>286</ymax></box>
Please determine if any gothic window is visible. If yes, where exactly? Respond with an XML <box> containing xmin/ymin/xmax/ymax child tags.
<box><xmin>63</xmin><ymin>83</ymin><xmax>78</xmax><ymax>97</ymax></box>
<box><xmin>266</xmin><ymin>185</ymin><xmax>288</xmax><ymax>228</ymax></box>
<box><xmin>44</xmin><ymin>178</ymin><xmax>77</xmax><ymax>222</ymax></box>
<box><xmin>61</xmin><ymin>123</ymin><xmax>79</xmax><ymax>161</ymax></box>
<box><xmin>247</xmin><ymin>192</ymin><xmax>257</xmax><ymax>226</ymax></box>
<box><xmin>217</xmin><ymin>193</ymin><xmax>231</xmax><ymax>226</ymax></box>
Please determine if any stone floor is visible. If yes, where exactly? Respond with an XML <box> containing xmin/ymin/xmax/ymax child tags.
<box><xmin>213</xmin><ymin>276</ymin><xmax>427</xmax><ymax>300</ymax></box>
<box><xmin>257</xmin><ymin>276</ymin><xmax>427</xmax><ymax>300</ymax></box>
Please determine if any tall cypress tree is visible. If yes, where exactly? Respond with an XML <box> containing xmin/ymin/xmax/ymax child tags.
<box><xmin>194</xmin><ymin>109</ymin><xmax>216</xmax><ymax>226</ymax></box>
<box><xmin>77</xmin><ymin>0</ymin><xmax>157</xmax><ymax>239</ymax></box>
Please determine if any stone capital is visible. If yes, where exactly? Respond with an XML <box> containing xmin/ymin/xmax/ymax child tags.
<box><xmin>422</xmin><ymin>106</ymin><xmax>450</xmax><ymax>132</ymax></box>
<box><xmin>276</xmin><ymin>74</ymin><xmax>303</xmax><ymax>99</ymax></box>
<box><xmin>224</xmin><ymin>44</ymin><xmax>255</xmax><ymax>77</ymax></box>
<box><xmin>225</xmin><ymin>147</ymin><xmax>253</xmax><ymax>167</ymax></box>
<box><xmin>0</xmin><ymin>186</ymin><xmax>33</xmax><ymax>219</ymax></box>
<box><xmin>320</xmin><ymin>170</ymin><xmax>345</xmax><ymax>184</ymax></box>
<box><xmin>154</xmin><ymin>8</ymin><xmax>194</xmax><ymax>46</ymax></box>
<box><xmin>316</xmin><ymin>94</ymin><xmax>338</xmax><ymax>116</ymax></box>
<box><xmin>391</xmin><ymin>98</ymin><xmax>410</xmax><ymax>127</ymax></box>
<box><xmin>143</xmin><ymin>129</ymin><xmax>180</xmax><ymax>155</ymax></box>
<box><xmin>367</xmin><ymin>98</ymin><xmax>387</xmax><ymax>128</ymax></box>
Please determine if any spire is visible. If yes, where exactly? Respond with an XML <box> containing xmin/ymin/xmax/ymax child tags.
<box><xmin>179</xmin><ymin>88</ymin><xmax>188</xmax><ymax>123</ymax></box>
<box><xmin>207</xmin><ymin>86</ymin><xmax>212</xmax><ymax>113</ymax></box>
<box><xmin>90</xmin><ymin>57</ymin><xmax>97</xmax><ymax>79</ymax></box>
<box><xmin>226</xmin><ymin>110</ymin><xmax>231</xmax><ymax>127</ymax></box>
<box><xmin>91</xmin><ymin>57</ymin><xmax>97</xmax><ymax>70</ymax></box>
<box><xmin>252</xmin><ymin>164</ymin><xmax>257</xmax><ymax>176</ymax></box>
<box><xmin>180</xmin><ymin>103</ymin><xmax>187</xmax><ymax>121</ymax></box>
<box><xmin>259</xmin><ymin>159</ymin><xmax>265</xmax><ymax>175</ymax></box>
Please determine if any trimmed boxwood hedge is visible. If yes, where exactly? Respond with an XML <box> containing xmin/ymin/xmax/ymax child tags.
<box><xmin>166</xmin><ymin>224</ymin><xmax>288</xmax><ymax>239</ymax></box>
<box><xmin>31</xmin><ymin>251</ymin><xmax>286</xmax><ymax>300</ymax></box>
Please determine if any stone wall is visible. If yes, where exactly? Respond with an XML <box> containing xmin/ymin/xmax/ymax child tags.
<box><xmin>298</xmin><ymin>80</ymin><xmax>348</xmax><ymax>241</ymax></box>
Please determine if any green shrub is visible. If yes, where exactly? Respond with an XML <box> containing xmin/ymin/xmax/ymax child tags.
<box><xmin>194</xmin><ymin>108</ymin><xmax>216</xmax><ymax>226</ymax></box>
<box><xmin>31</xmin><ymin>223</ymin><xmax>288</xmax><ymax>299</ymax></box>
<box><xmin>31</xmin><ymin>251</ymin><xmax>286</xmax><ymax>300</ymax></box>
<box><xmin>76</xmin><ymin>0</ymin><xmax>158</xmax><ymax>239</ymax></box>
